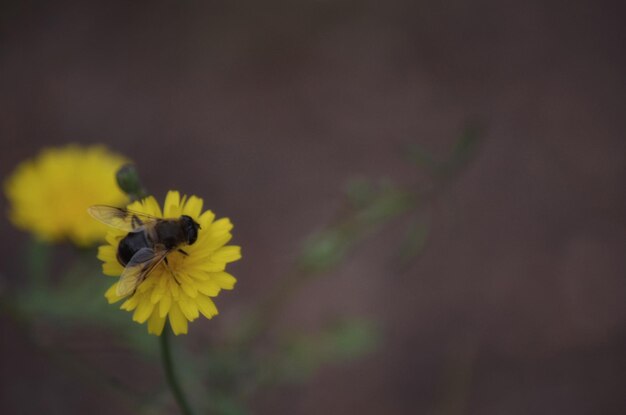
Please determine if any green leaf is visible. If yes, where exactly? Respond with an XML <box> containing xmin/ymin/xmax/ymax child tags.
<box><xmin>396</xmin><ymin>214</ymin><xmax>430</xmax><ymax>267</ymax></box>
<box><xmin>297</xmin><ymin>228</ymin><xmax>351</xmax><ymax>274</ymax></box>
<box><xmin>404</xmin><ymin>143</ymin><xmax>439</xmax><ymax>169</ymax></box>
<box><xmin>437</xmin><ymin>123</ymin><xmax>484</xmax><ymax>178</ymax></box>
<box><xmin>345</xmin><ymin>178</ymin><xmax>376</xmax><ymax>208</ymax></box>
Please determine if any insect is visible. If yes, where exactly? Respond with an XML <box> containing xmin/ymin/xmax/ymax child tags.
<box><xmin>88</xmin><ymin>205</ymin><xmax>201</xmax><ymax>297</ymax></box>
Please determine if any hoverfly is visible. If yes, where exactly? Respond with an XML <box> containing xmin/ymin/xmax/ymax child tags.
<box><xmin>88</xmin><ymin>205</ymin><xmax>200</xmax><ymax>297</ymax></box>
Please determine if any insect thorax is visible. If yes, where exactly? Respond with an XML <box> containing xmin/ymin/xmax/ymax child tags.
<box><xmin>154</xmin><ymin>220</ymin><xmax>187</xmax><ymax>250</ymax></box>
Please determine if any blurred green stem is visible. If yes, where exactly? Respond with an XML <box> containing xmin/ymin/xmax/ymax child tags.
<box><xmin>236</xmin><ymin>269</ymin><xmax>305</xmax><ymax>347</ymax></box>
<box><xmin>161</xmin><ymin>324</ymin><xmax>195</xmax><ymax>415</ymax></box>
<box><xmin>26</xmin><ymin>238</ymin><xmax>51</xmax><ymax>290</ymax></box>
<box><xmin>236</xmin><ymin>189</ymin><xmax>415</xmax><ymax>348</ymax></box>
<box><xmin>236</xmin><ymin>127</ymin><xmax>482</xmax><ymax>349</ymax></box>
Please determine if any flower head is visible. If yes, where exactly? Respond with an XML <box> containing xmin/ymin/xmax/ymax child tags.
<box><xmin>97</xmin><ymin>191</ymin><xmax>241</xmax><ymax>335</ymax></box>
<box><xmin>4</xmin><ymin>145</ymin><xmax>128</xmax><ymax>246</ymax></box>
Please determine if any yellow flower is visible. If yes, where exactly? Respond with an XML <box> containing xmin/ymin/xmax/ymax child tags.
<box><xmin>4</xmin><ymin>145</ymin><xmax>128</xmax><ymax>246</ymax></box>
<box><xmin>97</xmin><ymin>191</ymin><xmax>241</xmax><ymax>335</ymax></box>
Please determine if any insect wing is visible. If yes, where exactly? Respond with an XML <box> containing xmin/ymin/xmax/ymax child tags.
<box><xmin>116</xmin><ymin>247</ymin><xmax>169</xmax><ymax>296</ymax></box>
<box><xmin>88</xmin><ymin>205</ymin><xmax>160</xmax><ymax>231</ymax></box>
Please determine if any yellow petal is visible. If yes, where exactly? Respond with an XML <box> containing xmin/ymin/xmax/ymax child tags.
<box><xmin>211</xmin><ymin>272</ymin><xmax>237</xmax><ymax>290</ymax></box>
<box><xmin>198</xmin><ymin>210</ymin><xmax>215</xmax><ymax>228</ymax></box>
<box><xmin>178</xmin><ymin>297</ymin><xmax>199</xmax><ymax>321</ymax></box>
<box><xmin>136</xmin><ymin>277</ymin><xmax>155</xmax><ymax>294</ymax></box>
<box><xmin>127</xmin><ymin>198</ymin><xmax>145</xmax><ymax>212</ymax></box>
<box><xmin>133</xmin><ymin>298</ymin><xmax>155</xmax><ymax>323</ymax></box>
<box><xmin>181</xmin><ymin>283</ymin><xmax>198</xmax><ymax>298</ymax></box>
<box><xmin>186</xmin><ymin>270</ymin><xmax>211</xmax><ymax>281</ymax></box>
<box><xmin>192</xmin><ymin>261</ymin><xmax>226</xmax><ymax>273</ymax></box>
<box><xmin>209</xmin><ymin>218</ymin><xmax>233</xmax><ymax>234</ymax></box>
<box><xmin>120</xmin><ymin>295</ymin><xmax>139</xmax><ymax>311</ymax></box>
<box><xmin>97</xmin><ymin>245</ymin><xmax>117</xmax><ymax>263</ymax></box>
<box><xmin>175</xmin><ymin>272</ymin><xmax>193</xmax><ymax>285</ymax></box>
<box><xmin>147</xmin><ymin>310</ymin><xmax>166</xmax><ymax>335</ymax></box>
<box><xmin>142</xmin><ymin>196</ymin><xmax>163</xmax><ymax>217</ymax></box>
<box><xmin>168</xmin><ymin>278</ymin><xmax>180</xmax><ymax>298</ymax></box>
<box><xmin>168</xmin><ymin>303</ymin><xmax>188</xmax><ymax>335</ymax></box>
<box><xmin>196</xmin><ymin>232</ymin><xmax>232</xmax><ymax>253</ymax></box>
<box><xmin>182</xmin><ymin>195</ymin><xmax>203</xmax><ymax>219</ymax></box>
<box><xmin>99</xmin><ymin>244</ymin><xmax>123</xmax><ymax>276</ymax></box>
<box><xmin>103</xmin><ymin>260</ymin><xmax>124</xmax><ymax>276</ymax></box>
<box><xmin>211</xmin><ymin>246</ymin><xmax>242</xmax><ymax>263</ymax></box>
<box><xmin>164</xmin><ymin>191</ymin><xmax>181</xmax><ymax>218</ymax></box>
<box><xmin>195</xmin><ymin>295</ymin><xmax>218</xmax><ymax>319</ymax></box>
<box><xmin>151</xmin><ymin>289</ymin><xmax>164</xmax><ymax>304</ymax></box>
<box><xmin>151</xmin><ymin>277</ymin><xmax>168</xmax><ymax>304</ymax></box>
<box><xmin>159</xmin><ymin>294</ymin><xmax>172</xmax><ymax>317</ymax></box>
<box><xmin>195</xmin><ymin>279</ymin><xmax>221</xmax><ymax>296</ymax></box>
<box><xmin>104</xmin><ymin>283</ymin><xmax>124</xmax><ymax>304</ymax></box>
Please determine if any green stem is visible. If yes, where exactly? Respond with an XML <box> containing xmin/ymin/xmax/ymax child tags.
<box><xmin>160</xmin><ymin>324</ymin><xmax>195</xmax><ymax>415</ymax></box>
<box><xmin>26</xmin><ymin>238</ymin><xmax>51</xmax><ymax>290</ymax></box>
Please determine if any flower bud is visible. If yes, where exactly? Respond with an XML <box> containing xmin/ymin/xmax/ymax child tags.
<box><xmin>116</xmin><ymin>164</ymin><xmax>147</xmax><ymax>201</ymax></box>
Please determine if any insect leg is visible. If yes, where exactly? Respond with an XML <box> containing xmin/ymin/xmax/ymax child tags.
<box><xmin>131</xmin><ymin>215</ymin><xmax>144</xmax><ymax>229</ymax></box>
<box><xmin>178</xmin><ymin>249</ymin><xmax>189</xmax><ymax>256</ymax></box>
<box><xmin>162</xmin><ymin>260</ymin><xmax>181</xmax><ymax>285</ymax></box>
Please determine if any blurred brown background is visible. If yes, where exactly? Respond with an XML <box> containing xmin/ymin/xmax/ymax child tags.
<box><xmin>1</xmin><ymin>0</ymin><xmax>625</xmax><ymax>414</ymax></box>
